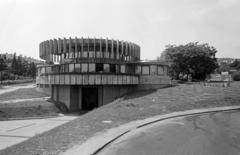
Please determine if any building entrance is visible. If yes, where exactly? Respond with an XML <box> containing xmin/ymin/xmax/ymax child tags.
<box><xmin>82</xmin><ymin>87</ymin><xmax>98</xmax><ymax>110</ymax></box>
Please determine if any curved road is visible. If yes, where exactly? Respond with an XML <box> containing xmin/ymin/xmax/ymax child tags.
<box><xmin>98</xmin><ymin>111</ymin><xmax>240</xmax><ymax>155</ymax></box>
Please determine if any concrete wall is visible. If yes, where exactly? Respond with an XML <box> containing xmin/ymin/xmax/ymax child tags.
<box><xmin>58</xmin><ymin>85</ymin><xmax>71</xmax><ymax>109</ymax></box>
<box><xmin>36</xmin><ymin>84</ymin><xmax>51</xmax><ymax>96</ymax></box>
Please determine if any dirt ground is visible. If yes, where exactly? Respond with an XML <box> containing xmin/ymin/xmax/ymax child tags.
<box><xmin>1</xmin><ymin>82</ymin><xmax>240</xmax><ymax>155</ymax></box>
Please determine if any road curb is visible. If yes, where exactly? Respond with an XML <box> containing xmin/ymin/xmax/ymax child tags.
<box><xmin>63</xmin><ymin>105</ymin><xmax>240</xmax><ymax>155</ymax></box>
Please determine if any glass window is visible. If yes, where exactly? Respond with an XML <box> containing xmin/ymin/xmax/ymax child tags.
<box><xmin>116</xmin><ymin>65</ymin><xmax>120</xmax><ymax>73</ymax></box>
<box><xmin>75</xmin><ymin>64</ymin><xmax>81</xmax><ymax>72</ymax></box>
<box><xmin>150</xmin><ymin>65</ymin><xmax>157</xmax><ymax>75</ymax></box>
<box><xmin>89</xmin><ymin>51</ymin><xmax>95</xmax><ymax>58</ymax></box>
<box><xmin>110</xmin><ymin>64</ymin><xmax>116</xmax><ymax>73</ymax></box>
<box><xmin>136</xmin><ymin>65</ymin><xmax>141</xmax><ymax>74</ymax></box>
<box><xmin>89</xmin><ymin>63</ymin><xmax>95</xmax><ymax>72</ymax></box>
<box><xmin>104</xmin><ymin>64</ymin><xmax>110</xmax><ymax>72</ymax></box>
<box><xmin>69</xmin><ymin>64</ymin><xmax>74</xmax><ymax>72</ymax></box>
<box><xmin>64</xmin><ymin>64</ymin><xmax>69</xmax><ymax>72</ymax></box>
<box><xmin>83</xmin><ymin>51</ymin><xmax>88</xmax><ymax>58</ymax></box>
<box><xmin>81</xmin><ymin>63</ymin><xmax>88</xmax><ymax>72</ymax></box>
<box><xmin>41</xmin><ymin>67</ymin><xmax>45</xmax><ymax>74</ymax></box>
<box><xmin>104</xmin><ymin>51</ymin><xmax>109</xmax><ymax>58</ymax></box>
<box><xmin>142</xmin><ymin>66</ymin><xmax>149</xmax><ymax>75</ymax></box>
<box><xmin>60</xmin><ymin>65</ymin><xmax>64</xmax><ymax>73</ymax></box>
<box><xmin>96</xmin><ymin>63</ymin><xmax>104</xmax><ymax>72</ymax></box>
<box><xmin>46</xmin><ymin>67</ymin><xmax>51</xmax><ymax>73</ymax></box>
<box><xmin>121</xmin><ymin>65</ymin><xmax>126</xmax><ymax>73</ymax></box>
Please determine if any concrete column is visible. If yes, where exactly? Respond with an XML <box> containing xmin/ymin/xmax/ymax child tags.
<box><xmin>121</xmin><ymin>40</ymin><xmax>124</xmax><ymax>60</ymax></box>
<box><xmin>87</xmin><ymin>37</ymin><xmax>90</xmax><ymax>58</ymax></box>
<box><xmin>111</xmin><ymin>39</ymin><xmax>114</xmax><ymax>59</ymax></box>
<box><xmin>46</xmin><ymin>40</ymin><xmax>50</xmax><ymax>61</ymax></box>
<box><xmin>105</xmin><ymin>38</ymin><xmax>108</xmax><ymax>59</ymax></box>
<box><xmin>116</xmin><ymin>40</ymin><xmax>119</xmax><ymax>60</ymax></box>
<box><xmin>126</xmin><ymin>42</ymin><xmax>129</xmax><ymax>61</ymax></box>
<box><xmin>69</xmin><ymin>37</ymin><xmax>73</xmax><ymax>58</ymax></box>
<box><xmin>57</xmin><ymin>39</ymin><xmax>62</xmax><ymax>62</ymax></box>
<box><xmin>100</xmin><ymin>38</ymin><xmax>102</xmax><ymax>58</ymax></box>
<box><xmin>53</xmin><ymin>39</ymin><xmax>57</xmax><ymax>54</ymax></box>
<box><xmin>57</xmin><ymin>39</ymin><xmax>62</xmax><ymax>54</ymax></box>
<box><xmin>75</xmin><ymin>37</ymin><xmax>78</xmax><ymax>58</ymax></box>
<box><xmin>42</xmin><ymin>42</ymin><xmax>45</xmax><ymax>59</ymax></box>
<box><xmin>81</xmin><ymin>37</ymin><xmax>84</xmax><ymax>58</ymax></box>
<box><xmin>39</xmin><ymin>43</ymin><xmax>42</xmax><ymax>58</ymax></box>
<box><xmin>63</xmin><ymin>38</ymin><xmax>67</xmax><ymax>59</ymax></box>
<box><xmin>94</xmin><ymin>37</ymin><xmax>96</xmax><ymax>58</ymax></box>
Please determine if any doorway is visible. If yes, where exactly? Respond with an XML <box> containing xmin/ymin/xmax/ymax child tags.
<box><xmin>82</xmin><ymin>87</ymin><xmax>98</xmax><ymax>110</ymax></box>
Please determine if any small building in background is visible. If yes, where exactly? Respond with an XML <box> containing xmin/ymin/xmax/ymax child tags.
<box><xmin>36</xmin><ymin>37</ymin><xmax>171</xmax><ymax>112</ymax></box>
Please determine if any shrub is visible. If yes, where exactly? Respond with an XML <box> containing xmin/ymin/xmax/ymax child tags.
<box><xmin>232</xmin><ymin>72</ymin><xmax>240</xmax><ymax>81</ymax></box>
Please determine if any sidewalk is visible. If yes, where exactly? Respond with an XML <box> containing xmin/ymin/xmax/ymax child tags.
<box><xmin>0</xmin><ymin>84</ymin><xmax>35</xmax><ymax>95</ymax></box>
<box><xmin>63</xmin><ymin>106</ymin><xmax>240</xmax><ymax>155</ymax></box>
<box><xmin>0</xmin><ymin>115</ymin><xmax>77</xmax><ymax>150</ymax></box>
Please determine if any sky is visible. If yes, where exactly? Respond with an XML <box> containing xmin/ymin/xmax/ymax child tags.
<box><xmin>0</xmin><ymin>0</ymin><xmax>239</xmax><ymax>60</ymax></box>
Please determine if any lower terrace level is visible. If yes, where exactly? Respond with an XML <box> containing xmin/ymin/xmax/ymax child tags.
<box><xmin>51</xmin><ymin>85</ymin><xmax>135</xmax><ymax>111</ymax></box>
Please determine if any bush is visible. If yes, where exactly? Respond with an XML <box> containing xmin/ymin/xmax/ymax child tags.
<box><xmin>232</xmin><ymin>72</ymin><xmax>240</xmax><ymax>81</ymax></box>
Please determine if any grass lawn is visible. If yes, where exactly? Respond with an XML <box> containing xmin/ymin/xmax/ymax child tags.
<box><xmin>0</xmin><ymin>86</ymin><xmax>59</xmax><ymax>120</ymax></box>
<box><xmin>0</xmin><ymin>87</ymin><xmax>48</xmax><ymax>101</ymax></box>
<box><xmin>1</xmin><ymin>82</ymin><xmax>240</xmax><ymax>155</ymax></box>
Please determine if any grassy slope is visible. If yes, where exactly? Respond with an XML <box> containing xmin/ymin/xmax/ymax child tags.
<box><xmin>1</xmin><ymin>82</ymin><xmax>240</xmax><ymax>155</ymax></box>
<box><xmin>0</xmin><ymin>87</ymin><xmax>59</xmax><ymax>120</ymax></box>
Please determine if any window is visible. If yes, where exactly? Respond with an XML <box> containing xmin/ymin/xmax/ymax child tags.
<box><xmin>96</xmin><ymin>63</ymin><xmax>103</xmax><ymax>72</ymax></box>
<box><xmin>81</xmin><ymin>63</ymin><xmax>88</xmax><ymax>72</ymax></box>
<box><xmin>89</xmin><ymin>51</ymin><xmax>95</xmax><ymax>58</ymax></box>
<box><xmin>96</xmin><ymin>52</ymin><xmax>102</xmax><ymax>58</ymax></box>
<box><xmin>52</xmin><ymin>66</ymin><xmax>60</xmax><ymax>73</ymax></box>
<box><xmin>121</xmin><ymin>65</ymin><xmax>126</xmax><ymax>73</ymax></box>
<box><xmin>104</xmin><ymin>51</ymin><xmax>109</xmax><ymax>58</ymax></box>
<box><xmin>69</xmin><ymin>64</ymin><xmax>74</xmax><ymax>72</ymax></box>
<box><xmin>46</xmin><ymin>67</ymin><xmax>51</xmax><ymax>73</ymax></box>
<box><xmin>150</xmin><ymin>65</ymin><xmax>157</xmax><ymax>75</ymax></box>
<box><xmin>110</xmin><ymin>64</ymin><xmax>116</xmax><ymax>73</ymax></box>
<box><xmin>104</xmin><ymin>64</ymin><xmax>110</xmax><ymax>72</ymax></box>
<box><xmin>89</xmin><ymin>63</ymin><xmax>95</xmax><ymax>72</ymax></box>
<box><xmin>142</xmin><ymin>66</ymin><xmax>149</xmax><ymax>75</ymax></box>
<box><xmin>60</xmin><ymin>65</ymin><xmax>64</xmax><ymax>73</ymax></box>
<box><xmin>136</xmin><ymin>65</ymin><xmax>141</xmax><ymax>74</ymax></box>
<box><xmin>116</xmin><ymin>65</ymin><xmax>120</xmax><ymax>73</ymax></box>
<box><xmin>75</xmin><ymin>64</ymin><xmax>81</xmax><ymax>72</ymax></box>
<box><xmin>40</xmin><ymin>67</ymin><xmax>45</xmax><ymax>74</ymax></box>
<box><xmin>83</xmin><ymin>51</ymin><xmax>88</xmax><ymax>58</ymax></box>
<box><xmin>64</xmin><ymin>64</ymin><xmax>69</xmax><ymax>72</ymax></box>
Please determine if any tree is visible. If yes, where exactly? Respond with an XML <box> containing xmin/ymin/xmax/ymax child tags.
<box><xmin>11</xmin><ymin>53</ymin><xmax>18</xmax><ymax>75</ymax></box>
<box><xmin>161</xmin><ymin>42</ymin><xmax>218</xmax><ymax>80</ymax></box>
<box><xmin>0</xmin><ymin>57</ymin><xmax>7</xmax><ymax>81</ymax></box>
<box><xmin>27</xmin><ymin>62</ymin><xmax>37</xmax><ymax>78</ymax></box>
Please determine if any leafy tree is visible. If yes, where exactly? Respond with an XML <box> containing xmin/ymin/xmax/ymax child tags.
<box><xmin>0</xmin><ymin>57</ymin><xmax>7</xmax><ymax>81</ymax></box>
<box><xmin>11</xmin><ymin>53</ymin><xmax>18</xmax><ymax>75</ymax></box>
<box><xmin>161</xmin><ymin>42</ymin><xmax>218</xmax><ymax>80</ymax></box>
<box><xmin>27</xmin><ymin>62</ymin><xmax>37</xmax><ymax>78</ymax></box>
<box><xmin>230</xmin><ymin>60</ymin><xmax>240</xmax><ymax>70</ymax></box>
<box><xmin>0</xmin><ymin>57</ymin><xmax>7</xmax><ymax>72</ymax></box>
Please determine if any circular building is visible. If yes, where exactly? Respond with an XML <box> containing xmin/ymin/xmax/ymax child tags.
<box><xmin>36</xmin><ymin>37</ymin><xmax>170</xmax><ymax>112</ymax></box>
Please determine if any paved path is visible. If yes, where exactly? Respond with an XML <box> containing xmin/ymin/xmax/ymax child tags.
<box><xmin>99</xmin><ymin>111</ymin><xmax>240</xmax><ymax>155</ymax></box>
<box><xmin>63</xmin><ymin>106</ymin><xmax>240</xmax><ymax>155</ymax></box>
<box><xmin>0</xmin><ymin>84</ymin><xmax>35</xmax><ymax>95</ymax></box>
<box><xmin>0</xmin><ymin>116</ymin><xmax>77</xmax><ymax>150</ymax></box>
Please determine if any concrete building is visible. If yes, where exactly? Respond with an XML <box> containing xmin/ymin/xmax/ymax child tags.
<box><xmin>36</xmin><ymin>37</ymin><xmax>171</xmax><ymax>112</ymax></box>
